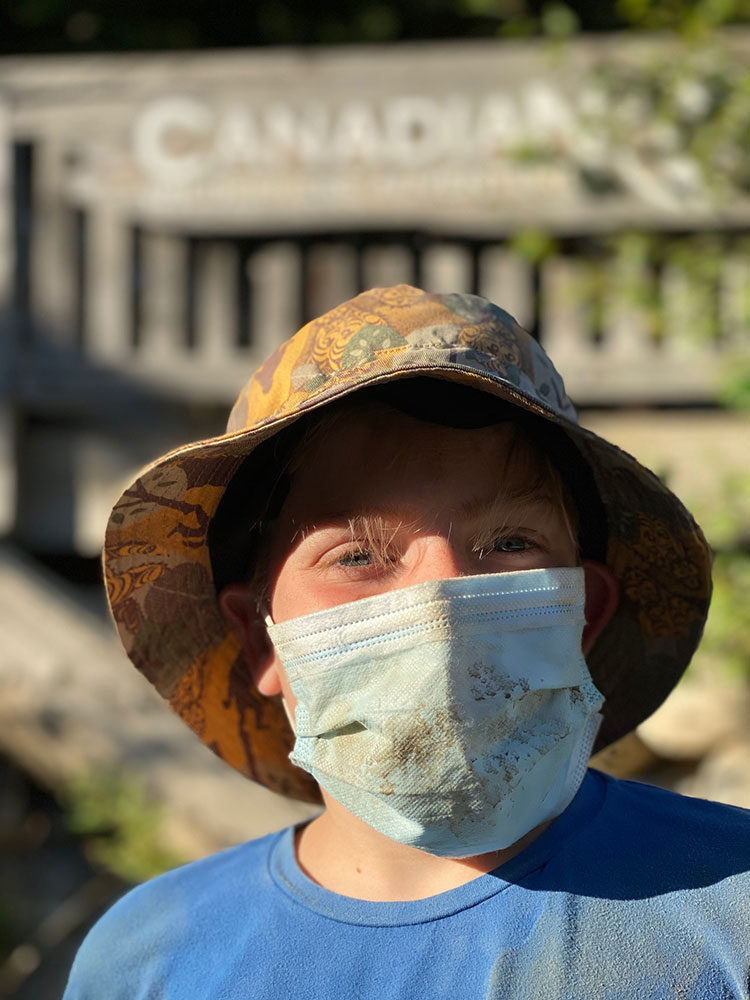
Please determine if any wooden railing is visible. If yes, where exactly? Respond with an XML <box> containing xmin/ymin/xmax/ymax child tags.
<box><xmin>14</xmin><ymin>185</ymin><xmax>749</xmax><ymax>407</ymax></box>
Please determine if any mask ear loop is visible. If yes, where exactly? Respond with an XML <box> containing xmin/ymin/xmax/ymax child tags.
<box><xmin>280</xmin><ymin>695</ymin><xmax>297</xmax><ymax>734</ymax></box>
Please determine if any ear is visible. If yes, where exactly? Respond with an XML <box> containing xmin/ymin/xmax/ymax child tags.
<box><xmin>218</xmin><ymin>583</ymin><xmax>282</xmax><ymax>697</ymax></box>
<box><xmin>581</xmin><ymin>560</ymin><xmax>619</xmax><ymax>655</ymax></box>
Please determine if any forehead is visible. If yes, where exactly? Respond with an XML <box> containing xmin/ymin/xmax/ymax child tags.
<box><xmin>282</xmin><ymin>408</ymin><xmax>540</xmax><ymax>520</ymax></box>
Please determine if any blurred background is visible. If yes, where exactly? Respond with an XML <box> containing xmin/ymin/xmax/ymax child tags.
<box><xmin>0</xmin><ymin>1</ymin><xmax>749</xmax><ymax>996</ymax></box>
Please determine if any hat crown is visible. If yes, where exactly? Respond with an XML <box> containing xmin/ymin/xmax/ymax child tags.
<box><xmin>227</xmin><ymin>285</ymin><xmax>577</xmax><ymax>434</ymax></box>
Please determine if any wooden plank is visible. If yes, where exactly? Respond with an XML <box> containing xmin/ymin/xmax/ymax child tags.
<box><xmin>360</xmin><ymin>243</ymin><xmax>413</xmax><ymax>289</ymax></box>
<box><xmin>660</xmin><ymin>263</ymin><xmax>716</xmax><ymax>362</ymax></box>
<box><xmin>0</xmin><ymin>100</ymin><xmax>11</xmax><ymax>309</ymax></box>
<box><xmin>421</xmin><ymin>243</ymin><xmax>471</xmax><ymax>293</ymax></box>
<box><xmin>479</xmin><ymin>245</ymin><xmax>533</xmax><ymax>329</ymax></box>
<box><xmin>305</xmin><ymin>242</ymin><xmax>357</xmax><ymax>320</ymax></box>
<box><xmin>194</xmin><ymin>241</ymin><xmax>239</xmax><ymax>363</ymax></box>
<box><xmin>73</xmin><ymin>432</ymin><xmax>136</xmax><ymax>557</ymax></box>
<box><xmin>85</xmin><ymin>207</ymin><xmax>132</xmax><ymax>363</ymax></box>
<box><xmin>3</xmin><ymin>38</ymin><xmax>750</xmax><ymax>237</ymax></box>
<box><xmin>561</xmin><ymin>356</ymin><xmax>722</xmax><ymax>405</ymax></box>
<box><xmin>598</xmin><ymin>256</ymin><xmax>653</xmax><ymax>362</ymax></box>
<box><xmin>540</xmin><ymin>262</ymin><xmax>720</xmax><ymax>404</ymax></box>
<box><xmin>539</xmin><ymin>256</ymin><xmax>591</xmax><ymax>367</ymax></box>
<box><xmin>0</xmin><ymin>402</ymin><xmax>14</xmax><ymax>537</ymax></box>
<box><xmin>249</xmin><ymin>241</ymin><xmax>301</xmax><ymax>355</ymax></box>
<box><xmin>137</xmin><ymin>231</ymin><xmax>186</xmax><ymax>362</ymax></box>
<box><xmin>30</xmin><ymin>138</ymin><xmax>77</xmax><ymax>346</ymax></box>
<box><xmin>719</xmin><ymin>253</ymin><xmax>750</xmax><ymax>351</ymax></box>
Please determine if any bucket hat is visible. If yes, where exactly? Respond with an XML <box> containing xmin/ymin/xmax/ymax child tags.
<box><xmin>104</xmin><ymin>284</ymin><xmax>712</xmax><ymax>803</ymax></box>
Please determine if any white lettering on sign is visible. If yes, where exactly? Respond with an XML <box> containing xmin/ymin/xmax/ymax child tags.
<box><xmin>133</xmin><ymin>89</ymin><xmax>585</xmax><ymax>182</ymax></box>
<box><xmin>133</xmin><ymin>96</ymin><xmax>215</xmax><ymax>183</ymax></box>
<box><xmin>130</xmin><ymin>86</ymin><xmax>707</xmax><ymax>210</ymax></box>
<box><xmin>523</xmin><ymin>82</ymin><xmax>575</xmax><ymax>143</ymax></box>
<box><xmin>330</xmin><ymin>101</ymin><xmax>380</xmax><ymax>162</ymax></box>
<box><xmin>385</xmin><ymin>97</ymin><xmax>444</xmax><ymax>165</ymax></box>
<box><xmin>216</xmin><ymin>103</ymin><xmax>262</xmax><ymax>165</ymax></box>
<box><xmin>474</xmin><ymin>95</ymin><xmax>522</xmax><ymax>154</ymax></box>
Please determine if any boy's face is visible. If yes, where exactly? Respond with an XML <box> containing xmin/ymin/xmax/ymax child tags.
<box><xmin>269</xmin><ymin>409</ymin><xmax>578</xmax><ymax>623</ymax></box>
<box><xmin>260</xmin><ymin>409</ymin><xmax>579</xmax><ymax>710</ymax></box>
<box><xmin>220</xmin><ymin>402</ymin><xmax>617</xmax><ymax>761</ymax></box>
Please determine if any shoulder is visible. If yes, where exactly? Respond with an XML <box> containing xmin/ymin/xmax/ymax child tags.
<box><xmin>63</xmin><ymin>829</ymin><xmax>285</xmax><ymax>1000</ymax></box>
<box><xmin>98</xmin><ymin>826</ymin><xmax>279</xmax><ymax>923</ymax></box>
<box><xmin>527</xmin><ymin>771</ymin><xmax>750</xmax><ymax>915</ymax></box>
<box><xmin>580</xmin><ymin>770</ymin><xmax>750</xmax><ymax>893</ymax></box>
<box><xmin>594</xmin><ymin>769</ymin><xmax>750</xmax><ymax>841</ymax></box>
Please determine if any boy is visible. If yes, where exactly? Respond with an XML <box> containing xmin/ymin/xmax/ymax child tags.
<box><xmin>65</xmin><ymin>285</ymin><xmax>749</xmax><ymax>998</ymax></box>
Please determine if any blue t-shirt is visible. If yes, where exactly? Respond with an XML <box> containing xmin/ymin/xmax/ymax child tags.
<box><xmin>64</xmin><ymin>770</ymin><xmax>750</xmax><ymax>999</ymax></box>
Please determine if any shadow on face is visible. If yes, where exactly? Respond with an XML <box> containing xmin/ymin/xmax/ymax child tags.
<box><xmin>266</xmin><ymin>406</ymin><xmax>580</xmax><ymax>623</ymax></box>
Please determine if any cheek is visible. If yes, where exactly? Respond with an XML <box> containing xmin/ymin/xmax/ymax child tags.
<box><xmin>269</xmin><ymin>557</ymin><xmax>338</xmax><ymax>622</ymax></box>
<box><xmin>272</xmin><ymin>570</ymin><xmax>387</xmax><ymax>622</ymax></box>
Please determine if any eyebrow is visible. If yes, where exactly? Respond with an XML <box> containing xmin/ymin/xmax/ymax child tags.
<box><xmin>294</xmin><ymin>492</ymin><xmax>558</xmax><ymax>538</ymax></box>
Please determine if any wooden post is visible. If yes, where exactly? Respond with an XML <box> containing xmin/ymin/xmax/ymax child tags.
<box><xmin>0</xmin><ymin>100</ymin><xmax>11</xmax><ymax>314</ymax></box>
<box><xmin>421</xmin><ymin>243</ymin><xmax>472</xmax><ymax>293</ymax></box>
<box><xmin>538</xmin><ymin>256</ymin><xmax>589</xmax><ymax>368</ymax></box>
<box><xmin>30</xmin><ymin>138</ymin><xmax>77</xmax><ymax>348</ymax></box>
<box><xmin>0</xmin><ymin>402</ymin><xmax>14</xmax><ymax>537</ymax></box>
<box><xmin>248</xmin><ymin>241</ymin><xmax>302</xmax><ymax>356</ymax></box>
<box><xmin>602</xmin><ymin>252</ymin><xmax>654</xmax><ymax>362</ymax></box>
<box><xmin>305</xmin><ymin>242</ymin><xmax>357</xmax><ymax>320</ymax></box>
<box><xmin>0</xmin><ymin>103</ymin><xmax>13</xmax><ymax>537</ymax></box>
<box><xmin>360</xmin><ymin>243</ymin><xmax>413</xmax><ymax>289</ymax></box>
<box><xmin>137</xmin><ymin>231</ymin><xmax>187</xmax><ymax>363</ymax></box>
<box><xmin>719</xmin><ymin>251</ymin><xmax>750</xmax><ymax>352</ymax></box>
<box><xmin>660</xmin><ymin>262</ymin><xmax>714</xmax><ymax>362</ymax></box>
<box><xmin>86</xmin><ymin>206</ymin><xmax>133</xmax><ymax>363</ymax></box>
<box><xmin>479</xmin><ymin>245</ymin><xmax>533</xmax><ymax>329</ymax></box>
<box><xmin>194</xmin><ymin>241</ymin><xmax>239</xmax><ymax>364</ymax></box>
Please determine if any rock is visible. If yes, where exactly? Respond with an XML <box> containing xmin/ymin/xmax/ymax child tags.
<box><xmin>676</xmin><ymin>739</ymin><xmax>750</xmax><ymax>810</ymax></box>
<box><xmin>590</xmin><ymin>731</ymin><xmax>660</xmax><ymax>779</ymax></box>
<box><xmin>637</xmin><ymin>673</ymin><xmax>750</xmax><ymax>761</ymax></box>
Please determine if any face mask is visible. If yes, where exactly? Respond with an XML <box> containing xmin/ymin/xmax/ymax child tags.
<box><xmin>265</xmin><ymin>567</ymin><xmax>603</xmax><ymax>858</ymax></box>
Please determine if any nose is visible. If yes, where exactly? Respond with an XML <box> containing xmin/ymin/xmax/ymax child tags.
<box><xmin>404</xmin><ymin>534</ymin><xmax>473</xmax><ymax>585</ymax></box>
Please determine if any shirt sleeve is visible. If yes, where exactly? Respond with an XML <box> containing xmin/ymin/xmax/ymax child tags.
<box><xmin>62</xmin><ymin>883</ymin><xmax>169</xmax><ymax>1000</ymax></box>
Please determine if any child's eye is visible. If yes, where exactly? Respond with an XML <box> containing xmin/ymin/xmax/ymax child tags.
<box><xmin>476</xmin><ymin>535</ymin><xmax>532</xmax><ymax>559</ymax></box>
<box><xmin>337</xmin><ymin>549</ymin><xmax>373</xmax><ymax>567</ymax></box>
<box><xmin>493</xmin><ymin>536</ymin><xmax>529</xmax><ymax>553</ymax></box>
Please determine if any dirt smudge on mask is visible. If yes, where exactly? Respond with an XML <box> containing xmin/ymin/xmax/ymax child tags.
<box><xmin>329</xmin><ymin>704</ymin><xmax>466</xmax><ymax>795</ymax></box>
<box><xmin>467</xmin><ymin>661</ymin><xmax>531</xmax><ymax>702</ymax></box>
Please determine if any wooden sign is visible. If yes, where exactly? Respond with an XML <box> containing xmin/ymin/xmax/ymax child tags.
<box><xmin>3</xmin><ymin>36</ymin><xmax>750</xmax><ymax>233</ymax></box>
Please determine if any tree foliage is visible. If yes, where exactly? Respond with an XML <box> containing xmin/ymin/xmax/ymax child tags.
<box><xmin>3</xmin><ymin>0</ymin><xmax>750</xmax><ymax>54</ymax></box>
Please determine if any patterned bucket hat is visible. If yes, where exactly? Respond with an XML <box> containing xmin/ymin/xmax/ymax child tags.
<box><xmin>104</xmin><ymin>284</ymin><xmax>712</xmax><ymax>803</ymax></box>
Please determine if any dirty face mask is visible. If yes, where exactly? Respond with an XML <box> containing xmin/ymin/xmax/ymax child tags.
<box><xmin>265</xmin><ymin>567</ymin><xmax>604</xmax><ymax>858</ymax></box>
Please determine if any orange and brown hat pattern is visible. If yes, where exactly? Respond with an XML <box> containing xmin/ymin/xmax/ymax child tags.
<box><xmin>104</xmin><ymin>285</ymin><xmax>712</xmax><ymax>802</ymax></box>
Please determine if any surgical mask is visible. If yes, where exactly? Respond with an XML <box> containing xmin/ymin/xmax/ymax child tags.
<box><xmin>266</xmin><ymin>567</ymin><xmax>603</xmax><ymax>858</ymax></box>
